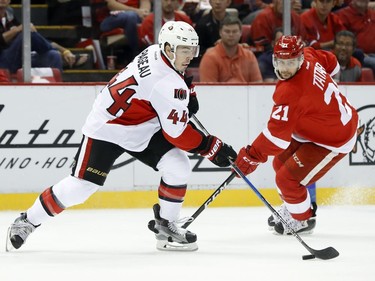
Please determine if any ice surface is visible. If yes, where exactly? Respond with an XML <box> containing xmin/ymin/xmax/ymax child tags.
<box><xmin>1</xmin><ymin>206</ymin><xmax>374</xmax><ymax>281</ymax></box>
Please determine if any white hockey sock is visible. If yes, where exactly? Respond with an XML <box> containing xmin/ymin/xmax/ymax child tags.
<box><xmin>26</xmin><ymin>198</ymin><xmax>51</xmax><ymax>226</ymax></box>
<box><xmin>159</xmin><ymin>199</ymin><xmax>182</xmax><ymax>222</ymax></box>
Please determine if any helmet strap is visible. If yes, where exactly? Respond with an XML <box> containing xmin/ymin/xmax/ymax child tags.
<box><xmin>162</xmin><ymin>43</ymin><xmax>181</xmax><ymax>73</ymax></box>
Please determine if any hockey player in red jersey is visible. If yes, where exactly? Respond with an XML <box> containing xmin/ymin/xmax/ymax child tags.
<box><xmin>6</xmin><ymin>21</ymin><xmax>237</xmax><ymax>252</ymax></box>
<box><xmin>234</xmin><ymin>35</ymin><xmax>358</xmax><ymax>235</ymax></box>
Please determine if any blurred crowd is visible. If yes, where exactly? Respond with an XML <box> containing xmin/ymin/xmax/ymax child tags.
<box><xmin>1</xmin><ymin>0</ymin><xmax>375</xmax><ymax>82</ymax></box>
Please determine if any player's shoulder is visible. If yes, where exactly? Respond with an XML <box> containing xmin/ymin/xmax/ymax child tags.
<box><xmin>150</xmin><ymin>64</ymin><xmax>186</xmax><ymax>92</ymax></box>
<box><xmin>303</xmin><ymin>47</ymin><xmax>318</xmax><ymax>58</ymax></box>
<box><xmin>150</xmin><ymin>71</ymin><xmax>183</xmax><ymax>95</ymax></box>
<box><xmin>274</xmin><ymin>78</ymin><xmax>301</xmax><ymax>103</ymax></box>
<box><xmin>303</xmin><ymin>47</ymin><xmax>337</xmax><ymax>73</ymax></box>
<box><xmin>304</xmin><ymin>46</ymin><xmax>333</xmax><ymax>57</ymax></box>
<box><xmin>304</xmin><ymin>47</ymin><xmax>334</xmax><ymax>64</ymax></box>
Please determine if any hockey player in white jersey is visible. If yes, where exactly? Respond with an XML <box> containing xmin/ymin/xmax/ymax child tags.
<box><xmin>6</xmin><ymin>21</ymin><xmax>237</xmax><ymax>252</ymax></box>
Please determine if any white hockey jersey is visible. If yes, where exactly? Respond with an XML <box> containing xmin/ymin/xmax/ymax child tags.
<box><xmin>82</xmin><ymin>44</ymin><xmax>203</xmax><ymax>152</ymax></box>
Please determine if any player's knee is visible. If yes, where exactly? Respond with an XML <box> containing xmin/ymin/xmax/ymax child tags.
<box><xmin>275</xmin><ymin>167</ymin><xmax>299</xmax><ymax>194</ymax></box>
<box><xmin>157</xmin><ymin>148</ymin><xmax>191</xmax><ymax>185</ymax></box>
<box><xmin>272</xmin><ymin>156</ymin><xmax>283</xmax><ymax>172</ymax></box>
<box><xmin>52</xmin><ymin>175</ymin><xmax>100</xmax><ymax>208</ymax></box>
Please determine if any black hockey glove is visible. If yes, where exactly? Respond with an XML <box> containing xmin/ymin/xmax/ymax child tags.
<box><xmin>185</xmin><ymin>75</ymin><xmax>199</xmax><ymax>117</ymax></box>
<box><xmin>200</xmin><ymin>136</ymin><xmax>237</xmax><ymax>167</ymax></box>
<box><xmin>188</xmin><ymin>94</ymin><xmax>199</xmax><ymax>117</ymax></box>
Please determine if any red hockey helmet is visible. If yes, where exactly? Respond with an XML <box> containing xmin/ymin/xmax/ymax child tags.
<box><xmin>273</xmin><ymin>35</ymin><xmax>304</xmax><ymax>59</ymax></box>
<box><xmin>272</xmin><ymin>35</ymin><xmax>305</xmax><ymax>80</ymax></box>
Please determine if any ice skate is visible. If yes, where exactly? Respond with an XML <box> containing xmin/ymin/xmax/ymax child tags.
<box><xmin>267</xmin><ymin>204</ymin><xmax>290</xmax><ymax>230</ymax></box>
<box><xmin>268</xmin><ymin>203</ymin><xmax>316</xmax><ymax>235</ymax></box>
<box><xmin>6</xmin><ymin>213</ymin><xmax>38</xmax><ymax>252</ymax></box>
<box><xmin>148</xmin><ymin>204</ymin><xmax>198</xmax><ymax>251</ymax></box>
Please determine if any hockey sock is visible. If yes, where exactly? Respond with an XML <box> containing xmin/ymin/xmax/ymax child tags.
<box><xmin>158</xmin><ymin>179</ymin><xmax>186</xmax><ymax>221</ymax></box>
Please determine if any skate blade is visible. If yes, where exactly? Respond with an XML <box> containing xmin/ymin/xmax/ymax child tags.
<box><xmin>5</xmin><ymin>227</ymin><xmax>14</xmax><ymax>252</ymax></box>
<box><xmin>272</xmin><ymin>229</ymin><xmax>314</xmax><ymax>236</ymax></box>
<box><xmin>156</xmin><ymin>240</ymin><xmax>198</xmax><ymax>252</ymax></box>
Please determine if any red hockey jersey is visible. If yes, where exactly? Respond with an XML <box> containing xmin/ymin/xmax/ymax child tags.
<box><xmin>250</xmin><ymin>47</ymin><xmax>359</xmax><ymax>163</ymax></box>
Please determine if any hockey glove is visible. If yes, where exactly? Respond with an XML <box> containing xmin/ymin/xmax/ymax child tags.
<box><xmin>188</xmin><ymin>94</ymin><xmax>199</xmax><ymax>117</ymax></box>
<box><xmin>201</xmin><ymin>136</ymin><xmax>237</xmax><ymax>167</ymax></box>
<box><xmin>185</xmin><ymin>75</ymin><xmax>199</xmax><ymax>117</ymax></box>
<box><xmin>234</xmin><ymin>145</ymin><xmax>260</xmax><ymax>176</ymax></box>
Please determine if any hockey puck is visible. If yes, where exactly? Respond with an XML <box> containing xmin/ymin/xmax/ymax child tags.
<box><xmin>302</xmin><ymin>254</ymin><xmax>316</xmax><ymax>260</ymax></box>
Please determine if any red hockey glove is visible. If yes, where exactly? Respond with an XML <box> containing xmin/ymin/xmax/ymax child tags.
<box><xmin>234</xmin><ymin>145</ymin><xmax>260</xmax><ymax>177</ymax></box>
<box><xmin>200</xmin><ymin>136</ymin><xmax>237</xmax><ymax>167</ymax></box>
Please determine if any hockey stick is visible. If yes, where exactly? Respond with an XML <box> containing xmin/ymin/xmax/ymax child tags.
<box><xmin>230</xmin><ymin>161</ymin><xmax>339</xmax><ymax>260</ymax></box>
<box><xmin>191</xmin><ymin>114</ymin><xmax>339</xmax><ymax>260</ymax></box>
<box><xmin>181</xmin><ymin>172</ymin><xmax>236</xmax><ymax>229</ymax></box>
<box><xmin>180</xmin><ymin>114</ymin><xmax>236</xmax><ymax>228</ymax></box>
<box><xmin>192</xmin><ymin>114</ymin><xmax>210</xmax><ymax>136</ymax></box>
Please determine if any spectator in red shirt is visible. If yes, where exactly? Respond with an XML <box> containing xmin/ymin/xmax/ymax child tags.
<box><xmin>240</xmin><ymin>0</ymin><xmax>306</xmax><ymax>24</ymax></box>
<box><xmin>140</xmin><ymin>0</ymin><xmax>193</xmax><ymax>46</ymax></box>
<box><xmin>199</xmin><ymin>15</ymin><xmax>263</xmax><ymax>82</ymax></box>
<box><xmin>331</xmin><ymin>30</ymin><xmax>362</xmax><ymax>81</ymax></box>
<box><xmin>301</xmin><ymin>0</ymin><xmax>345</xmax><ymax>50</ymax></box>
<box><xmin>100</xmin><ymin>0</ymin><xmax>151</xmax><ymax>60</ymax></box>
<box><xmin>335</xmin><ymin>0</ymin><xmax>375</xmax><ymax>74</ymax></box>
<box><xmin>249</xmin><ymin>0</ymin><xmax>308</xmax><ymax>52</ymax></box>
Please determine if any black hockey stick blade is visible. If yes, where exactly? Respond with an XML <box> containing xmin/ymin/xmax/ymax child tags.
<box><xmin>306</xmin><ymin>245</ymin><xmax>339</xmax><ymax>260</ymax></box>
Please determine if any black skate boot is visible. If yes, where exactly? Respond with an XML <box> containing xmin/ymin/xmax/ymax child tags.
<box><xmin>148</xmin><ymin>204</ymin><xmax>198</xmax><ymax>251</ymax></box>
<box><xmin>6</xmin><ymin>213</ymin><xmax>39</xmax><ymax>251</ymax></box>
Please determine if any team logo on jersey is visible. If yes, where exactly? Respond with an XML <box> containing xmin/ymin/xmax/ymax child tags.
<box><xmin>349</xmin><ymin>105</ymin><xmax>375</xmax><ymax>165</ymax></box>
<box><xmin>292</xmin><ymin>153</ymin><xmax>304</xmax><ymax>168</ymax></box>
<box><xmin>174</xmin><ymin>88</ymin><xmax>187</xmax><ymax>100</ymax></box>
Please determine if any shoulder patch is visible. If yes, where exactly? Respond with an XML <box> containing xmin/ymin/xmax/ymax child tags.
<box><xmin>174</xmin><ymin>88</ymin><xmax>187</xmax><ymax>100</ymax></box>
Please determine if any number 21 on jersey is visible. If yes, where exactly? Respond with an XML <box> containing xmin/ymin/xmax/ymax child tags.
<box><xmin>272</xmin><ymin>105</ymin><xmax>289</xmax><ymax>121</ymax></box>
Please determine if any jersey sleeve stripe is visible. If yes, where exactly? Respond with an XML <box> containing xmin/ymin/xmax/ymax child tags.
<box><xmin>330</xmin><ymin>61</ymin><xmax>340</xmax><ymax>77</ymax></box>
<box><xmin>262</xmin><ymin>127</ymin><xmax>290</xmax><ymax>149</ymax></box>
<box><xmin>162</xmin><ymin>123</ymin><xmax>204</xmax><ymax>152</ymax></box>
